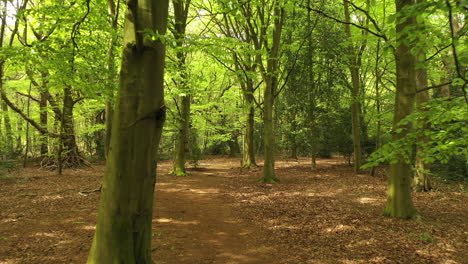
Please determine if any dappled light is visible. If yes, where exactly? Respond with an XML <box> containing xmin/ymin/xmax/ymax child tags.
<box><xmin>357</xmin><ymin>197</ymin><xmax>383</xmax><ymax>205</ymax></box>
<box><xmin>153</xmin><ymin>218</ymin><xmax>200</xmax><ymax>225</ymax></box>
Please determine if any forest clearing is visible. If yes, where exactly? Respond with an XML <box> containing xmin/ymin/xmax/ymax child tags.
<box><xmin>1</xmin><ymin>157</ymin><xmax>467</xmax><ymax>264</ymax></box>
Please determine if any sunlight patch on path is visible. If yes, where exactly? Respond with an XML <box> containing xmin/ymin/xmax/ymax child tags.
<box><xmin>153</xmin><ymin>218</ymin><xmax>200</xmax><ymax>225</ymax></box>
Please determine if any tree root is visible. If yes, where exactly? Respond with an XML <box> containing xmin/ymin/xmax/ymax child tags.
<box><xmin>40</xmin><ymin>155</ymin><xmax>91</xmax><ymax>170</ymax></box>
<box><xmin>79</xmin><ymin>185</ymin><xmax>102</xmax><ymax>196</ymax></box>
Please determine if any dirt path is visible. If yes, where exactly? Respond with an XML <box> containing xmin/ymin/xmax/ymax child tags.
<box><xmin>153</xmin><ymin>160</ymin><xmax>274</xmax><ymax>263</ymax></box>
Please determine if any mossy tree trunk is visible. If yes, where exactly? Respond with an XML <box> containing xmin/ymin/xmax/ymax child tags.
<box><xmin>306</xmin><ymin>2</ymin><xmax>318</xmax><ymax>169</ymax></box>
<box><xmin>59</xmin><ymin>85</ymin><xmax>83</xmax><ymax>167</ymax></box>
<box><xmin>383</xmin><ymin>0</ymin><xmax>418</xmax><ymax>219</ymax></box>
<box><xmin>343</xmin><ymin>0</ymin><xmax>367</xmax><ymax>174</ymax></box>
<box><xmin>259</xmin><ymin>1</ymin><xmax>284</xmax><ymax>183</ymax></box>
<box><xmin>371</xmin><ymin>40</ymin><xmax>382</xmax><ymax>176</ymax></box>
<box><xmin>171</xmin><ymin>0</ymin><xmax>191</xmax><ymax>176</ymax></box>
<box><xmin>413</xmin><ymin>2</ymin><xmax>432</xmax><ymax>192</ymax></box>
<box><xmin>413</xmin><ymin>51</ymin><xmax>431</xmax><ymax>190</ymax></box>
<box><xmin>104</xmin><ymin>0</ymin><xmax>120</xmax><ymax>158</ymax></box>
<box><xmin>87</xmin><ymin>0</ymin><xmax>169</xmax><ymax>262</ymax></box>
<box><xmin>242</xmin><ymin>80</ymin><xmax>257</xmax><ymax>168</ymax></box>
<box><xmin>39</xmin><ymin>90</ymin><xmax>48</xmax><ymax>156</ymax></box>
<box><xmin>173</xmin><ymin>94</ymin><xmax>190</xmax><ymax>176</ymax></box>
<box><xmin>290</xmin><ymin>111</ymin><xmax>298</xmax><ymax>160</ymax></box>
<box><xmin>218</xmin><ymin>10</ymin><xmax>258</xmax><ymax>169</ymax></box>
<box><xmin>261</xmin><ymin>78</ymin><xmax>278</xmax><ymax>182</ymax></box>
<box><xmin>1</xmin><ymin>101</ymin><xmax>13</xmax><ymax>156</ymax></box>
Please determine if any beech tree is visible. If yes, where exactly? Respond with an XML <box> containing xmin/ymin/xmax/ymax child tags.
<box><xmin>383</xmin><ymin>0</ymin><xmax>418</xmax><ymax>218</ymax></box>
<box><xmin>87</xmin><ymin>0</ymin><xmax>169</xmax><ymax>262</ymax></box>
<box><xmin>170</xmin><ymin>0</ymin><xmax>192</xmax><ymax>176</ymax></box>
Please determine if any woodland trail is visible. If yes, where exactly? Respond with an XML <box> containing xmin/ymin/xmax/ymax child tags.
<box><xmin>153</xmin><ymin>159</ymin><xmax>276</xmax><ymax>263</ymax></box>
<box><xmin>0</xmin><ymin>157</ymin><xmax>467</xmax><ymax>264</ymax></box>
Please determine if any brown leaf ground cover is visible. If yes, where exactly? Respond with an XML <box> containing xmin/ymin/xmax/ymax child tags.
<box><xmin>0</xmin><ymin>157</ymin><xmax>466</xmax><ymax>264</ymax></box>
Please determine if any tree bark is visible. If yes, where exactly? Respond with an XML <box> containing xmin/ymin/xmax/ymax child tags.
<box><xmin>242</xmin><ymin>83</ymin><xmax>257</xmax><ymax>168</ymax></box>
<box><xmin>413</xmin><ymin>55</ymin><xmax>431</xmax><ymax>191</ymax></box>
<box><xmin>383</xmin><ymin>0</ymin><xmax>418</xmax><ymax>219</ymax></box>
<box><xmin>412</xmin><ymin>0</ymin><xmax>432</xmax><ymax>192</ymax></box>
<box><xmin>39</xmin><ymin>90</ymin><xmax>48</xmax><ymax>156</ymax></box>
<box><xmin>343</xmin><ymin>0</ymin><xmax>364</xmax><ymax>174</ymax></box>
<box><xmin>60</xmin><ymin>86</ymin><xmax>82</xmax><ymax>166</ymax></box>
<box><xmin>1</xmin><ymin>101</ymin><xmax>13</xmax><ymax>156</ymax></box>
<box><xmin>87</xmin><ymin>0</ymin><xmax>169</xmax><ymax>261</ymax></box>
<box><xmin>173</xmin><ymin>94</ymin><xmax>190</xmax><ymax>176</ymax></box>
<box><xmin>104</xmin><ymin>0</ymin><xmax>119</xmax><ymax>158</ymax></box>
<box><xmin>259</xmin><ymin>1</ymin><xmax>284</xmax><ymax>183</ymax></box>
<box><xmin>261</xmin><ymin>77</ymin><xmax>278</xmax><ymax>182</ymax></box>
<box><xmin>171</xmin><ymin>0</ymin><xmax>191</xmax><ymax>176</ymax></box>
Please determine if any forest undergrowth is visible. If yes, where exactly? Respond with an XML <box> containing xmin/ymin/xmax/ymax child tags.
<box><xmin>0</xmin><ymin>157</ymin><xmax>466</xmax><ymax>264</ymax></box>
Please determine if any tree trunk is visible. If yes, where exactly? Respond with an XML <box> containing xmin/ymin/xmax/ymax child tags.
<box><xmin>94</xmin><ymin>111</ymin><xmax>106</xmax><ymax>159</ymax></box>
<box><xmin>259</xmin><ymin>1</ymin><xmax>284</xmax><ymax>183</ymax></box>
<box><xmin>39</xmin><ymin>90</ymin><xmax>48</xmax><ymax>156</ymax></box>
<box><xmin>60</xmin><ymin>86</ymin><xmax>82</xmax><ymax>167</ymax></box>
<box><xmin>261</xmin><ymin>78</ymin><xmax>278</xmax><ymax>182</ymax></box>
<box><xmin>371</xmin><ymin>40</ymin><xmax>382</xmax><ymax>176</ymax></box>
<box><xmin>1</xmin><ymin>101</ymin><xmax>13</xmax><ymax>156</ymax></box>
<box><xmin>343</xmin><ymin>0</ymin><xmax>363</xmax><ymax>174</ymax></box>
<box><xmin>242</xmin><ymin>86</ymin><xmax>257</xmax><ymax>168</ymax></box>
<box><xmin>413</xmin><ymin>44</ymin><xmax>432</xmax><ymax>191</ymax></box>
<box><xmin>383</xmin><ymin>0</ymin><xmax>418</xmax><ymax>219</ymax></box>
<box><xmin>290</xmin><ymin>111</ymin><xmax>298</xmax><ymax>159</ymax></box>
<box><xmin>173</xmin><ymin>94</ymin><xmax>190</xmax><ymax>176</ymax></box>
<box><xmin>87</xmin><ymin>0</ymin><xmax>169</xmax><ymax>261</ymax></box>
<box><xmin>228</xmin><ymin>134</ymin><xmax>240</xmax><ymax>157</ymax></box>
<box><xmin>171</xmin><ymin>0</ymin><xmax>191</xmax><ymax>176</ymax></box>
<box><xmin>104</xmin><ymin>0</ymin><xmax>119</xmax><ymax>158</ymax></box>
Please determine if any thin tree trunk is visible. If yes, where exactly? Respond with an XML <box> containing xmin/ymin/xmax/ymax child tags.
<box><xmin>259</xmin><ymin>1</ymin><xmax>284</xmax><ymax>183</ymax></box>
<box><xmin>173</xmin><ymin>94</ymin><xmax>190</xmax><ymax>176</ymax></box>
<box><xmin>61</xmin><ymin>85</ymin><xmax>82</xmax><ymax>166</ymax></box>
<box><xmin>104</xmin><ymin>0</ymin><xmax>119</xmax><ymax>157</ymax></box>
<box><xmin>87</xmin><ymin>0</ymin><xmax>169</xmax><ymax>261</ymax></box>
<box><xmin>171</xmin><ymin>0</ymin><xmax>191</xmax><ymax>176</ymax></box>
<box><xmin>290</xmin><ymin>111</ymin><xmax>298</xmax><ymax>159</ymax></box>
<box><xmin>23</xmin><ymin>85</ymin><xmax>32</xmax><ymax>167</ymax></box>
<box><xmin>1</xmin><ymin>101</ymin><xmax>13</xmax><ymax>155</ymax></box>
<box><xmin>413</xmin><ymin>42</ymin><xmax>432</xmax><ymax>191</ymax></box>
<box><xmin>39</xmin><ymin>90</ymin><xmax>48</xmax><ymax>156</ymax></box>
<box><xmin>242</xmin><ymin>85</ymin><xmax>257</xmax><ymax>168</ymax></box>
<box><xmin>371</xmin><ymin>40</ymin><xmax>382</xmax><ymax>176</ymax></box>
<box><xmin>94</xmin><ymin>111</ymin><xmax>106</xmax><ymax>159</ymax></box>
<box><xmin>261</xmin><ymin>78</ymin><xmax>278</xmax><ymax>182</ymax></box>
<box><xmin>307</xmin><ymin>2</ymin><xmax>318</xmax><ymax>169</ymax></box>
<box><xmin>383</xmin><ymin>0</ymin><xmax>418</xmax><ymax>219</ymax></box>
<box><xmin>343</xmin><ymin>0</ymin><xmax>363</xmax><ymax>174</ymax></box>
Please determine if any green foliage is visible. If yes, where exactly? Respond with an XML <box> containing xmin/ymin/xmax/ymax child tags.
<box><xmin>0</xmin><ymin>160</ymin><xmax>18</xmax><ymax>181</ymax></box>
<box><xmin>408</xmin><ymin>232</ymin><xmax>436</xmax><ymax>244</ymax></box>
<box><xmin>363</xmin><ymin>97</ymin><xmax>468</xmax><ymax>180</ymax></box>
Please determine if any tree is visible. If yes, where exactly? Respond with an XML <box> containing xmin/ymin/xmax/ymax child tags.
<box><xmin>383</xmin><ymin>0</ymin><xmax>418</xmax><ymax>219</ymax></box>
<box><xmin>413</xmin><ymin>0</ymin><xmax>431</xmax><ymax>191</ymax></box>
<box><xmin>87</xmin><ymin>0</ymin><xmax>169</xmax><ymax>262</ymax></box>
<box><xmin>170</xmin><ymin>0</ymin><xmax>192</xmax><ymax>176</ymax></box>
<box><xmin>258</xmin><ymin>0</ymin><xmax>286</xmax><ymax>183</ymax></box>
<box><xmin>343</xmin><ymin>0</ymin><xmax>368</xmax><ymax>174</ymax></box>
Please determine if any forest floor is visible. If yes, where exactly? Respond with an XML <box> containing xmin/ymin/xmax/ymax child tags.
<box><xmin>0</xmin><ymin>157</ymin><xmax>467</xmax><ymax>264</ymax></box>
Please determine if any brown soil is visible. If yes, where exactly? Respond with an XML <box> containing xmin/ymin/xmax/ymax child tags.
<box><xmin>0</xmin><ymin>157</ymin><xmax>467</xmax><ymax>264</ymax></box>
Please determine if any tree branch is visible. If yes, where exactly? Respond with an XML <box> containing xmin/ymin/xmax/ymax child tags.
<box><xmin>16</xmin><ymin>91</ymin><xmax>40</xmax><ymax>103</ymax></box>
<box><xmin>299</xmin><ymin>4</ymin><xmax>386</xmax><ymax>40</ymax></box>
<box><xmin>0</xmin><ymin>90</ymin><xmax>60</xmax><ymax>137</ymax></box>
